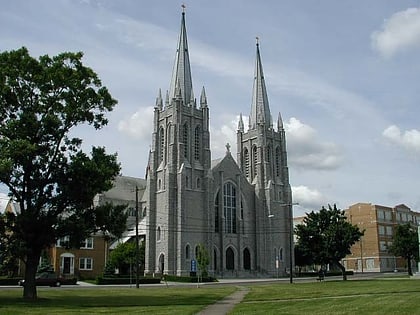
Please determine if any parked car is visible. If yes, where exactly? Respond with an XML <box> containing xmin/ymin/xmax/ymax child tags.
<box><xmin>18</xmin><ymin>272</ymin><xmax>77</xmax><ymax>287</ymax></box>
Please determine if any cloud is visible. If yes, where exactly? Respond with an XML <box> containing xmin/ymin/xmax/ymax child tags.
<box><xmin>117</xmin><ymin>106</ymin><xmax>154</xmax><ymax>140</ymax></box>
<box><xmin>285</xmin><ymin>118</ymin><xmax>343</xmax><ymax>170</ymax></box>
<box><xmin>383</xmin><ymin>125</ymin><xmax>420</xmax><ymax>153</ymax></box>
<box><xmin>371</xmin><ymin>7</ymin><xmax>420</xmax><ymax>58</ymax></box>
<box><xmin>292</xmin><ymin>185</ymin><xmax>327</xmax><ymax>214</ymax></box>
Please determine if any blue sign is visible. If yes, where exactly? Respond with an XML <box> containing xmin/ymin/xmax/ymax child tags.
<box><xmin>191</xmin><ymin>259</ymin><xmax>197</xmax><ymax>272</ymax></box>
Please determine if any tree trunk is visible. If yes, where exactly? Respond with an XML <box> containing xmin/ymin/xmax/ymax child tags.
<box><xmin>407</xmin><ymin>257</ymin><xmax>413</xmax><ymax>276</ymax></box>
<box><xmin>334</xmin><ymin>260</ymin><xmax>347</xmax><ymax>281</ymax></box>
<box><xmin>23</xmin><ymin>252</ymin><xmax>40</xmax><ymax>300</ymax></box>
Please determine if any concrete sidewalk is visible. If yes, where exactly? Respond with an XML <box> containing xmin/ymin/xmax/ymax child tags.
<box><xmin>197</xmin><ymin>286</ymin><xmax>249</xmax><ymax>315</ymax></box>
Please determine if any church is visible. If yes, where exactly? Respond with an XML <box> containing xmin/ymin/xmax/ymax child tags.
<box><xmin>141</xmin><ymin>10</ymin><xmax>293</xmax><ymax>278</ymax></box>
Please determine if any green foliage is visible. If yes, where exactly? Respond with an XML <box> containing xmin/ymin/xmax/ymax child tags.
<box><xmin>295</xmin><ymin>204</ymin><xmax>363</xmax><ymax>280</ymax></box>
<box><xmin>196</xmin><ymin>243</ymin><xmax>210</xmax><ymax>278</ymax></box>
<box><xmin>0</xmin><ymin>47</ymin><xmax>120</xmax><ymax>299</ymax></box>
<box><xmin>387</xmin><ymin>223</ymin><xmax>419</xmax><ymax>276</ymax></box>
<box><xmin>108</xmin><ymin>241</ymin><xmax>145</xmax><ymax>275</ymax></box>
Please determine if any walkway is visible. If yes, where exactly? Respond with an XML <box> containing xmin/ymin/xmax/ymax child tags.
<box><xmin>197</xmin><ymin>286</ymin><xmax>249</xmax><ymax>315</ymax></box>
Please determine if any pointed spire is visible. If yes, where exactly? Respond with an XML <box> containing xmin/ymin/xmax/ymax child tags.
<box><xmin>165</xmin><ymin>90</ymin><xmax>170</xmax><ymax>106</ymax></box>
<box><xmin>155</xmin><ymin>88</ymin><xmax>163</xmax><ymax>109</ymax></box>
<box><xmin>238</xmin><ymin>113</ymin><xmax>244</xmax><ymax>132</ymax></box>
<box><xmin>169</xmin><ymin>8</ymin><xmax>193</xmax><ymax>105</ymax></box>
<box><xmin>190</xmin><ymin>89</ymin><xmax>195</xmax><ymax>107</ymax></box>
<box><xmin>277</xmin><ymin>112</ymin><xmax>283</xmax><ymax>130</ymax></box>
<box><xmin>200</xmin><ymin>86</ymin><xmax>207</xmax><ymax>107</ymax></box>
<box><xmin>249</xmin><ymin>38</ymin><xmax>271</xmax><ymax>130</ymax></box>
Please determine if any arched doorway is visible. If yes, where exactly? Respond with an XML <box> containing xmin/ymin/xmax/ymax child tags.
<box><xmin>226</xmin><ymin>247</ymin><xmax>234</xmax><ymax>270</ymax></box>
<box><xmin>158</xmin><ymin>254</ymin><xmax>165</xmax><ymax>274</ymax></box>
<box><xmin>243</xmin><ymin>248</ymin><xmax>251</xmax><ymax>270</ymax></box>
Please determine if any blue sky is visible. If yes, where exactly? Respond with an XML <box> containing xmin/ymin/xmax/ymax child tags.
<box><xmin>1</xmin><ymin>0</ymin><xmax>420</xmax><ymax>216</ymax></box>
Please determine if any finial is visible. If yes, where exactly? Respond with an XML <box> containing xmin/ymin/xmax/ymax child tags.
<box><xmin>256</xmin><ymin>36</ymin><xmax>259</xmax><ymax>46</ymax></box>
<box><xmin>181</xmin><ymin>3</ymin><xmax>186</xmax><ymax>13</ymax></box>
<box><xmin>226</xmin><ymin>143</ymin><xmax>231</xmax><ymax>153</ymax></box>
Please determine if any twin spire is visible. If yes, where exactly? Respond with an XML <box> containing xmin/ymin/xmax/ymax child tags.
<box><xmin>165</xmin><ymin>9</ymin><xmax>281</xmax><ymax>131</ymax></box>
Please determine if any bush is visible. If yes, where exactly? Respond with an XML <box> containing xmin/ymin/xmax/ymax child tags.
<box><xmin>163</xmin><ymin>275</ymin><xmax>217</xmax><ymax>283</ymax></box>
<box><xmin>95</xmin><ymin>277</ymin><xmax>161</xmax><ymax>285</ymax></box>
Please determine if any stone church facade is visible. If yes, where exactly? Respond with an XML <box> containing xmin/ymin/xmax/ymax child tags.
<box><xmin>142</xmin><ymin>11</ymin><xmax>292</xmax><ymax>278</ymax></box>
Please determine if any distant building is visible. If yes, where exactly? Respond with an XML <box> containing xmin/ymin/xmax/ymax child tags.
<box><xmin>343</xmin><ymin>203</ymin><xmax>420</xmax><ymax>273</ymax></box>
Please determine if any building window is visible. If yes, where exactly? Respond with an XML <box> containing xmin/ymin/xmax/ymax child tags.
<box><xmin>266</xmin><ymin>145</ymin><xmax>271</xmax><ymax>163</ymax></box>
<box><xmin>224</xmin><ymin>182</ymin><xmax>237</xmax><ymax>234</ymax></box>
<box><xmin>183</xmin><ymin>123</ymin><xmax>189</xmax><ymax>158</ymax></box>
<box><xmin>252</xmin><ymin>146</ymin><xmax>258</xmax><ymax>177</ymax></box>
<box><xmin>243</xmin><ymin>248</ymin><xmax>251</xmax><ymax>270</ymax></box>
<box><xmin>194</xmin><ymin>125</ymin><xmax>201</xmax><ymax>161</ymax></box>
<box><xmin>79</xmin><ymin>258</ymin><xmax>93</xmax><ymax>270</ymax></box>
<box><xmin>81</xmin><ymin>237</ymin><xmax>93</xmax><ymax>249</ymax></box>
<box><xmin>159</xmin><ymin>127</ymin><xmax>165</xmax><ymax>163</ymax></box>
<box><xmin>157</xmin><ymin>226</ymin><xmax>161</xmax><ymax>242</ymax></box>
<box><xmin>196</xmin><ymin>177</ymin><xmax>201</xmax><ymax>189</ymax></box>
<box><xmin>244</xmin><ymin>148</ymin><xmax>250</xmax><ymax>178</ymax></box>
<box><xmin>275</xmin><ymin>147</ymin><xmax>281</xmax><ymax>177</ymax></box>
<box><xmin>57</xmin><ymin>236</ymin><xmax>70</xmax><ymax>248</ymax></box>
<box><xmin>186</xmin><ymin>244</ymin><xmax>190</xmax><ymax>259</ymax></box>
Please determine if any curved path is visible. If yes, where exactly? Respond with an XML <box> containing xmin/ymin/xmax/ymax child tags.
<box><xmin>197</xmin><ymin>286</ymin><xmax>249</xmax><ymax>315</ymax></box>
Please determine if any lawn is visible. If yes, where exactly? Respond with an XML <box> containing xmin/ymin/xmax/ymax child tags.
<box><xmin>1</xmin><ymin>279</ymin><xmax>419</xmax><ymax>314</ymax></box>
<box><xmin>0</xmin><ymin>286</ymin><xmax>236</xmax><ymax>315</ymax></box>
<box><xmin>231</xmin><ymin>278</ymin><xmax>420</xmax><ymax>315</ymax></box>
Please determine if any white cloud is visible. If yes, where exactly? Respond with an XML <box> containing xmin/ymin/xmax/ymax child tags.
<box><xmin>118</xmin><ymin>106</ymin><xmax>154</xmax><ymax>140</ymax></box>
<box><xmin>383</xmin><ymin>125</ymin><xmax>420</xmax><ymax>153</ymax></box>
<box><xmin>292</xmin><ymin>185</ymin><xmax>327</xmax><ymax>214</ymax></box>
<box><xmin>371</xmin><ymin>7</ymin><xmax>420</xmax><ymax>58</ymax></box>
<box><xmin>285</xmin><ymin>118</ymin><xmax>343</xmax><ymax>170</ymax></box>
<box><xmin>210</xmin><ymin>116</ymin><xmax>239</xmax><ymax>159</ymax></box>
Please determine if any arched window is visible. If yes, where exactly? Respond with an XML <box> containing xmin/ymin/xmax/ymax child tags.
<box><xmin>226</xmin><ymin>247</ymin><xmax>234</xmax><ymax>270</ymax></box>
<box><xmin>267</xmin><ymin>145</ymin><xmax>271</xmax><ymax>163</ymax></box>
<box><xmin>214</xmin><ymin>192</ymin><xmax>219</xmax><ymax>232</ymax></box>
<box><xmin>183</xmin><ymin>123</ymin><xmax>189</xmax><ymax>158</ymax></box>
<box><xmin>194</xmin><ymin>125</ymin><xmax>201</xmax><ymax>161</ymax></box>
<box><xmin>196</xmin><ymin>177</ymin><xmax>201</xmax><ymax>189</ymax></box>
<box><xmin>142</xmin><ymin>207</ymin><xmax>147</xmax><ymax>218</ymax></box>
<box><xmin>252</xmin><ymin>146</ymin><xmax>258</xmax><ymax>177</ymax></box>
<box><xmin>275</xmin><ymin>147</ymin><xmax>281</xmax><ymax>177</ymax></box>
<box><xmin>243</xmin><ymin>248</ymin><xmax>251</xmax><ymax>270</ymax></box>
<box><xmin>224</xmin><ymin>182</ymin><xmax>237</xmax><ymax>234</ymax></box>
<box><xmin>279</xmin><ymin>248</ymin><xmax>283</xmax><ymax>261</ymax></box>
<box><xmin>159</xmin><ymin>127</ymin><xmax>165</xmax><ymax>162</ymax></box>
<box><xmin>244</xmin><ymin>148</ymin><xmax>250</xmax><ymax>178</ymax></box>
<box><xmin>185</xmin><ymin>244</ymin><xmax>190</xmax><ymax>259</ymax></box>
<box><xmin>157</xmin><ymin>226</ymin><xmax>161</xmax><ymax>241</ymax></box>
<box><xmin>213</xmin><ymin>249</ymin><xmax>217</xmax><ymax>271</ymax></box>
<box><xmin>195</xmin><ymin>245</ymin><xmax>199</xmax><ymax>258</ymax></box>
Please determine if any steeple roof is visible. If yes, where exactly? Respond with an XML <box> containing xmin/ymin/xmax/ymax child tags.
<box><xmin>249</xmin><ymin>40</ymin><xmax>271</xmax><ymax>130</ymax></box>
<box><xmin>169</xmin><ymin>10</ymin><xmax>193</xmax><ymax>105</ymax></box>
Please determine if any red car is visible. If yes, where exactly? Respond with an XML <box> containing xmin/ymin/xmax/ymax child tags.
<box><xmin>18</xmin><ymin>272</ymin><xmax>76</xmax><ymax>287</ymax></box>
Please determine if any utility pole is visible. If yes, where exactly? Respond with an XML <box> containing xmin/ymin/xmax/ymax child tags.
<box><xmin>135</xmin><ymin>185</ymin><xmax>140</xmax><ymax>289</ymax></box>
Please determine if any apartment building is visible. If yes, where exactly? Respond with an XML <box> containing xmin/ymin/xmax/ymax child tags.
<box><xmin>343</xmin><ymin>203</ymin><xmax>420</xmax><ymax>273</ymax></box>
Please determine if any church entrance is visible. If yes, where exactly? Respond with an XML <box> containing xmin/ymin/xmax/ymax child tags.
<box><xmin>158</xmin><ymin>254</ymin><xmax>165</xmax><ymax>274</ymax></box>
<box><xmin>226</xmin><ymin>247</ymin><xmax>234</xmax><ymax>270</ymax></box>
<box><xmin>243</xmin><ymin>248</ymin><xmax>251</xmax><ymax>270</ymax></box>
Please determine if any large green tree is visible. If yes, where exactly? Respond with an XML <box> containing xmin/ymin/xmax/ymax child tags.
<box><xmin>388</xmin><ymin>223</ymin><xmax>419</xmax><ymax>276</ymax></box>
<box><xmin>295</xmin><ymin>204</ymin><xmax>363</xmax><ymax>280</ymax></box>
<box><xmin>0</xmin><ymin>47</ymin><xmax>122</xmax><ymax>299</ymax></box>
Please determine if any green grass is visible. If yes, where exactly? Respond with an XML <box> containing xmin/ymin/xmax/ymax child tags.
<box><xmin>231</xmin><ymin>279</ymin><xmax>420</xmax><ymax>315</ymax></box>
<box><xmin>0</xmin><ymin>286</ymin><xmax>236</xmax><ymax>314</ymax></box>
<box><xmin>1</xmin><ymin>279</ymin><xmax>420</xmax><ymax>314</ymax></box>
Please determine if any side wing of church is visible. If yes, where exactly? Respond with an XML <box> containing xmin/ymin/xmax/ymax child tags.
<box><xmin>142</xmin><ymin>10</ymin><xmax>292</xmax><ymax>278</ymax></box>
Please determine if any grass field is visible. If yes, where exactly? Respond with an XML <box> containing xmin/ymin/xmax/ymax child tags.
<box><xmin>232</xmin><ymin>278</ymin><xmax>420</xmax><ymax>315</ymax></box>
<box><xmin>0</xmin><ymin>279</ymin><xmax>419</xmax><ymax>314</ymax></box>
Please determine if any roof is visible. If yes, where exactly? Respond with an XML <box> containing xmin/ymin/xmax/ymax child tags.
<box><xmin>98</xmin><ymin>176</ymin><xmax>146</xmax><ymax>202</ymax></box>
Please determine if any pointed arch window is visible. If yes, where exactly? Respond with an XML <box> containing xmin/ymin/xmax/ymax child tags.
<box><xmin>159</xmin><ymin>127</ymin><xmax>165</xmax><ymax>163</ymax></box>
<box><xmin>183</xmin><ymin>123</ymin><xmax>189</xmax><ymax>158</ymax></box>
<box><xmin>252</xmin><ymin>146</ymin><xmax>258</xmax><ymax>178</ymax></box>
<box><xmin>223</xmin><ymin>182</ymin><xmax>237</xmax><ymax>234</ymax></box>
<box><xmin>244</xmin><ymin>148</ymin><xmax>250</xmax><ymax>178</ymax></box>
<box><xmin>194</xmin><ymin>125</ymin><xmax>201</xmax><ymax>161</ymax></box>
<box><xmin>214</xmin><ymin>192</ymin><xmax>219</xmax><ymax>232</ymax></box>
<box><xmin>275</xmin><ymin>147</ymin><xmax>281</xmax><ymax>177</ymax></box>
<box><xmin>267</xmin><ymin>145</ymin><xmax>271</xmax><ymax>163</ymax></box>
<box><xmin>243</xmin><ymin>248</ymin><xmax>251</xmax><ymax>270</ymax></box>
<box><xmin>226</xmin><ymin>247</ymin><xmax>234</xmax><ymax>270</ymax></box>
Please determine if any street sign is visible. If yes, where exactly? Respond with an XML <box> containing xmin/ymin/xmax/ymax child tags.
<box><xmin>191</xmin><ymin>259</ymin><xmax>197</xmax><ymax>272</ymax></box>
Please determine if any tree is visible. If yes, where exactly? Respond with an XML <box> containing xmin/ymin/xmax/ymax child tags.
<box><xmin>108</xmin><ymin>241</ymin><xmax>145</xmax><ymax>276</ymax></box>
<box><xmin>0</xmin><ymin>47</ymin><xmax>122</xmax><ymax>299</ymax></box>
<box><xmin>294</xmin><ymin>243</ymin><xmax>314</xmax><ymax>276</ymax></box>
<box><xmin>196</xmin><ymin>243</ymin><xmax>210</xmax><ymax>278</ymax></box>
<box><xmin>295</xmin><ymin>204</ymin><xmax>363</xmax><ymax>280</ymax></box>
<box><xmin>388</xmin><ymin>223</ymin><xmax>419</xmax><ymax>276</ymax></box>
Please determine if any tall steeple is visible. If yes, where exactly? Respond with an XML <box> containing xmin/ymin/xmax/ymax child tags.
<box><xmin>249</xmin><ymin>38</ymin><xmax>271</xmax><ymax>130</ymax></box>
<box><xmin>169</xmin><ymin>9</ymin><xmax>193</xmax><ymax>105</ymax></box>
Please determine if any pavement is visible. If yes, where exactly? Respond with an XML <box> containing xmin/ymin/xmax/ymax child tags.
<box><xmin>196</xmin><ymin>286</ymin><xmax>249</xmax><ymax>315</ymax></box>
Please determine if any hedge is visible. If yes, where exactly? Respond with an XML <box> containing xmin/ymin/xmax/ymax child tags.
<box><xmin>96</xmin><ymin>277</ymin><xmax>161</xmax><ymax>285</ymax></box>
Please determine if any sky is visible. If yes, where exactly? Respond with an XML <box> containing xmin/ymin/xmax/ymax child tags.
<box><xmin>1</xmin><ymin>0</ymin><xmax>420</xmax><ymax>217</ymax></box>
